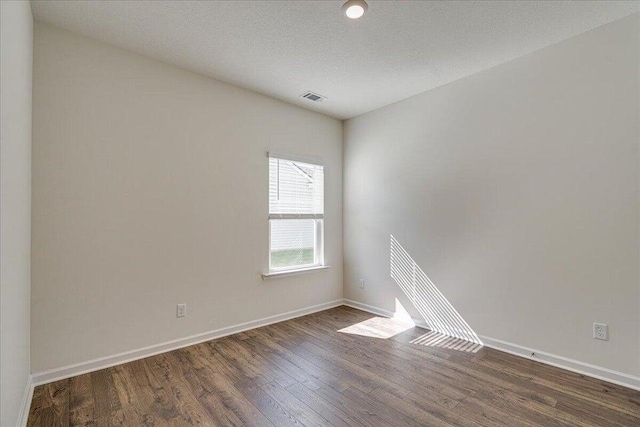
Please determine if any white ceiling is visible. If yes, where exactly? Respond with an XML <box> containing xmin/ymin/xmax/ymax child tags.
<box><xmin>31</xmin><ymin>1</ymin><xmax>639</xmax><ymax>119</ymax></box>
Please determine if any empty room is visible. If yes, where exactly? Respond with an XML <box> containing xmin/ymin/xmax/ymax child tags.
<box><xmin>1</xmin><ymin>0</ymin><xmax>640</xmax><ymax>426</ymax></box>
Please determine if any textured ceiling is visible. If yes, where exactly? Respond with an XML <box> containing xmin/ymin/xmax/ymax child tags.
<box><xmin>31</xmin><ymin>1</ymin><xmax>640</xmax><ymax>119</ymax></box>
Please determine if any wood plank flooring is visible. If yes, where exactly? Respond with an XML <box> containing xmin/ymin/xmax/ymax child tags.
<box><xmin>27</xmin><ymin>306</ymin><xmax>640</xmax><ymax>426</ymax></box>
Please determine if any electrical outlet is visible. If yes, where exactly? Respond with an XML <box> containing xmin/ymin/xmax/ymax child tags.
<box><xmin>593</xmin><ymin>323</ymin><xmax>608</xmax><ymax>341</ymax></box>
<box><xmin>177</xmin><ymin>303</ymin><xmax>187</xmax><ymax>318</ymax></box>
<box><xmin>359</xmin><ymin>279</ymin><xmax>365</xmax><ymax>289</ymax></box>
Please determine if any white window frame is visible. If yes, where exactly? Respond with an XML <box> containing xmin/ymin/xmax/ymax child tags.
<box><xmin>266</xmin><ymin>152</ymin><xmax>325</xmax><ymax>275</ymax></box>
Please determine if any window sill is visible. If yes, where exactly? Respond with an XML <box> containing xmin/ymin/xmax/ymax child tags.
<box><xmin>262</xmin><ymin>265</ymin><xmax>330</xmax><ymax>280</ymax></box>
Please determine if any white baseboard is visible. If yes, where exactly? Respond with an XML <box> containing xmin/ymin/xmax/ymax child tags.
<box><xmin>17</xmin><ymin>374</ymin><xmax>34</xmax><ymax>427</ymax></box>
<box><xmin>28</xmin><ymin>297</ymin><xmax>640</xmax><ymax>397</ymax></box>
<box><xmin>343</xmin><ymin>299</ymin><xmax>640</xmax><ymax>391</ymax></box>
<box><xmin>479</xmin><ymin>335</ymin><xmax>640</xmax><ymax>391</ymax></box>
<box><xmin>343</xmin><ymin>299</ymin><xmax>394</xmax><ymax>318</ymax></box>
<box><xmin>31</xmin><ymin>299</ymin><xmax>343</xmax><ymax>386</ymax></box>
<box><xmin>342</xmin><ymin>299</ymin><xmax>430</xmax><ymax>329</ymax></box>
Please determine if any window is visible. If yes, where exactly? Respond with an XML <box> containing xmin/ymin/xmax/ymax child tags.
<box><xmin>268</xmin><ymin>154</ymin><xmax>324</xmax><ymax>272</ymax></box>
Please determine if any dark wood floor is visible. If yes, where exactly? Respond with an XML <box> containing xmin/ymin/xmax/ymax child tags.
<box><xmin>27</xmin><ymin>306</ymin><xmax>640</xmax><ymax>426</ymax></box>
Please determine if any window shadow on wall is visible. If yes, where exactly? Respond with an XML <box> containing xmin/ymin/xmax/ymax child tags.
<box><xmin>390</xmin><ymin>235</ymin><xmax>483</xmax><ymax>353</ymax></box>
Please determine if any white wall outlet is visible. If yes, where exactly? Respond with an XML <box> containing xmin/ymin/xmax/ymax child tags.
<box><xmin>593</xmin><ymin>323</ymin><xmax>608</xmax><ymax>341</ymax></box>
<box><xmin>177</xmin><ymin>303</ymin><xmax>187</xmax><ymax>318</ymax></box>
<box><xmin>359</xmin><ymin>279</ymin><xmax>365</xmax><ymax>289</ymax></box>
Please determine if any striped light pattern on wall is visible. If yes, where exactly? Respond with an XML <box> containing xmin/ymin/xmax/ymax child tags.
<box><xmin>390</xmin><ymin>235</ymin><xmax>483</xmax><ymax>352</ymax></box>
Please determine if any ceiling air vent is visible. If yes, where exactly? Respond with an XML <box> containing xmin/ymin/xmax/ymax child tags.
<box><xmin>300</xmin><ymin>91</ymin><xmax>327</xmax><ymax>103</ymax></box>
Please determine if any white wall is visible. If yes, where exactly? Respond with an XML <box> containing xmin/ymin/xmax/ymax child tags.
<box><xmin>31</xmin><ymin>23</ymin><xmax>342</xmax><ymax>373</ymax></box>
<box><xmin>1</xmin><ymin>1</ymin><xmax>33</xmax><ymax>425</ymax></box>
<box><xmin>344</xmin><ymin>14</ymin><xmax>640</xmax><ymax>377</ymax></box>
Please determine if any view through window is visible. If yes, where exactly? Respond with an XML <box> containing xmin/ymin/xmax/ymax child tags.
<box><xmin>269</xmin><ymin>155</ymin><xmax>324</xmax><ymax>271</ymax></box>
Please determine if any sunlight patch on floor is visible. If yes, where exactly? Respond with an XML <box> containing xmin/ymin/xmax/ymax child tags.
<box><xmin>410</xmin><ymin>330</ymin><xmax>483</xmax><ymax>353</ymax></box>
<box><xmin>338</xmin><ymin>316</ymin><xmax>414</xmax><ymax>339</ymax></box>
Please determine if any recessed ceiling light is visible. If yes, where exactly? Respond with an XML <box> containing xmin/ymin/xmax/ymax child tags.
<box><xmin>342</xmin><ymin>0</ymin><xmax>368</xmax><ymax>19</ymax></box>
